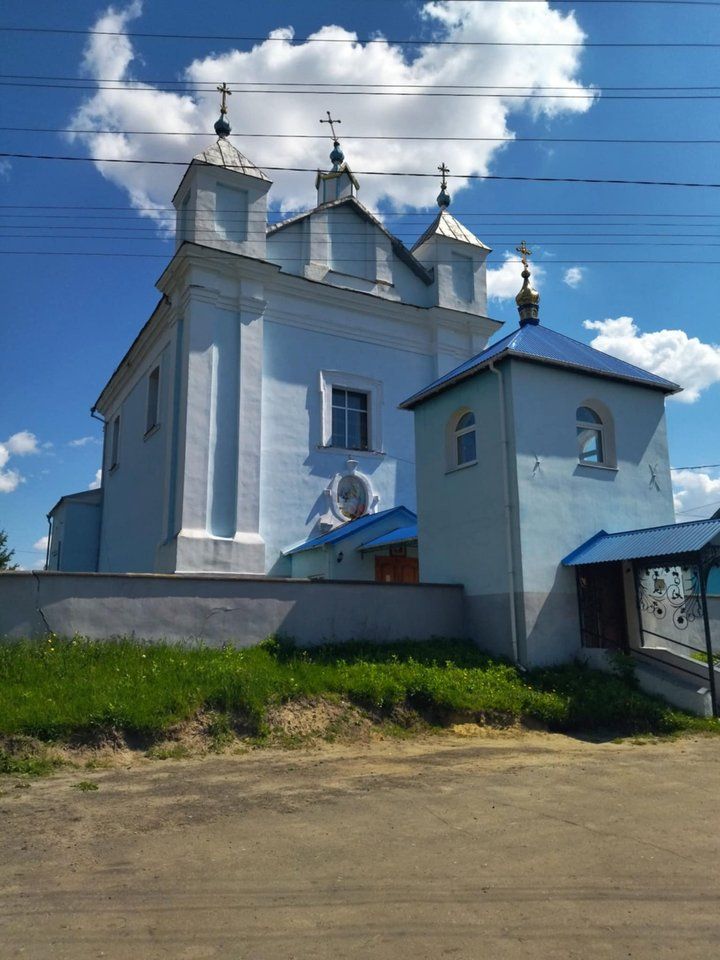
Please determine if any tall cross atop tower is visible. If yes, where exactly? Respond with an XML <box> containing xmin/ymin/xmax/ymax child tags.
<box><xmin>438</xmin><ymin>161</ymin><xmax>450</xmax><ymax>190</ymax></box>
<box><xmin>217</xmin><ymin>83</ymin><xmax>233</xmax><ymax>116</ymax></box>
<box><xmin>320</xmin><ymin>110</ymin><xmax>342</xmax><ymax>142</ymax></box>
<box><xmin>516</xmin><ymin>240</ymin><xmax>532</xmax><ymax>268</ymax></box>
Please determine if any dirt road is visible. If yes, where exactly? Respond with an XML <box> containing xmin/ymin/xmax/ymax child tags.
<box><xmin>2</xmin><ymin>731</ymin><xmax>719</xmax><ymax>959</ymax></box>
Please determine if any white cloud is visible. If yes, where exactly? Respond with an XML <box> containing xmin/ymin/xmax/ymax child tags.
<box><xmin>69</xmin><ymin>436</ymin><xmax>100</xmax><ymax>448</ymax></box>
<box><xmin>89</xmin><ymin>468</ymin><xmax>102</xmax><ymax>490</ymax></box>
<box><xmin>33</xmin><ymin>536</ymin><xmax>49</xmax><ymax>552</ymax></box>
<box><xmin>672</xmin><ymin>469</ymin><xmax>720</xmax><ymax>519</ymax></box>
<box><xmin>68</xmin><ymin>1</ymin><xmax>595</xmax><ymax>216</ymax></box>
<box><xmin>0</xmin><ymin>431</ymin><xmax>40</xmax><ymax>493</ymax></box>
<box><xmin>5</xmin><ymin>431</ymin><xmax>39</xmax><ymax>456</ymax></box>
<box><xmin>563</xmin><ymin>266</ymin><xmax>584</xmax><ymax>288</ymax></box>
<box><xmin>0</xmin><ymin>470</ymin><xmax>22</xmax><ymax>494</ymax></box>
<box><xmin>487</xmin><ymin>252</ymin><xmax>545</xmax><ymax>301</ymax></box>
<box><xmin>584</xmin><ymin>317</ymin><xmax>720</xmax><ymax>404</ymax></box>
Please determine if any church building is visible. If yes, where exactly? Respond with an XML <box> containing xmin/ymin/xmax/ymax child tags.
<box><xmin>47</xmin><ymin>98</ymin><xmax>499</xmax><ymax>579</ymax></box>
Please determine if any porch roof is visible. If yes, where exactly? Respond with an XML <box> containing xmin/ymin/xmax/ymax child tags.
<box><xmin>357</xmin><ymin>524</ymin><xmax>418</xmax><ymax>552</ymax></box>
<box><xmin>562</xmin><ymin>519</ymin><xmax>720</xmax><ymax>566</ymax></box>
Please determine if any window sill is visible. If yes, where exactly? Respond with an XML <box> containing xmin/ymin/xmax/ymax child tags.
<box><xmin>317</xmin><ymin>444</ymin><xmax>385</xmax><ymax>458</ymax></box>
<box><xmin>577</xmin><ymin>461</ymin><xmax>618</xmax><ymax>473</ymax></box>
<box><xmin>144</xmin><ymin>423</ymin><xmax>161</xmax><ymax>441</ymax></box>
<box><xmin>446</xmin><ymin>459</ymin><xmax>478</xmax><ymax>475</ymax></box>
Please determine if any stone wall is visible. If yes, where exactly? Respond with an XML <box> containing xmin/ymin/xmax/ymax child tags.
<box><xmin>0</xmin><ymin>572</ymin><xmax>465</xmax><ymax>647</ymax></box>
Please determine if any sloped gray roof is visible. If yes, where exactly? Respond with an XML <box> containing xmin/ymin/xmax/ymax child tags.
<box><xmin>192</xmin><ymin>139</ymin><xmax>270</xmax><ymax>181</ymax></box>
<box><xmin>412</xmin><ymin>209</ymin><xmax>491</xmax><ymax>252</ymax></box>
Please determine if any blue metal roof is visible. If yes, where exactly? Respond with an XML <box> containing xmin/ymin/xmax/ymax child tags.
<box><xmin>283</xmin><ymin>506</ymin><xmax>417</xmax><ymax>556</ymax></box>
<box><xmin>357</xmin><ymin>524</ymin><xmax>418</xmax><ymax>551</ymax></box>
<box><xmin>400</xmin><ymin>322</ymin><xmax>681</xmax><ymax>409</ymax></box>
<box><xmin>562</xmin><ymin>519</ymin><xmax>720</xmax><ymax>566</ymax></box>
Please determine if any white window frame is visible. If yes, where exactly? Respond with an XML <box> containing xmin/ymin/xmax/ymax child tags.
<box><xmin>446</xmin><ymin>407</ymin><xmax>478</xmax><ymax>472</ymax></box>
<box><xmin>319</xmin><ymin>370</ymin><xmax>383</xmax><ymax>455</ymax></box>
<box><xmin>576</xmin><ymin>400</ymin><xmax>617</xmax><ymax>469</ymax></box>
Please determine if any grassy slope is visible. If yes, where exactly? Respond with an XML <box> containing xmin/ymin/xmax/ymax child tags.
<box><xmin>1</xmin><ymin>637</ymin><xmax>717</xmax><ymax>749</ymax></box>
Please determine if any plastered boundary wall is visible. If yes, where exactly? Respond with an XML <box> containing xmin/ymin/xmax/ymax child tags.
<box><xmin>0</xmin><ymin>572</ymin><xmax>466</xmax><ymax>647</ymax></box>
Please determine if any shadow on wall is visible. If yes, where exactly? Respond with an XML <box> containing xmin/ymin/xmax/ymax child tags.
<box><xmin>0</xmin><ymin>573</ymin><xmax>466</xmax><ymax>648</ymax></box>
<box><xmin>521</xmin><ymin>565</ymin><xmax>582</xmax><ymax>667</ymax></box>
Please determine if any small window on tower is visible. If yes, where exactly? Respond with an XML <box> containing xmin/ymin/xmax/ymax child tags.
<box><xmin>454</xmin><ymin>410</ymin><xmax>477</xmax><ymax>466</ymax></box>
<box><xmin>145</xmin><ymin>366</ymin><xmax>160</xmax><ymax>435</ymax></box>
<box><xmin>576</xmin><ymin>405</ymin><xmax>605</xmax><ymax>464</ymax></box>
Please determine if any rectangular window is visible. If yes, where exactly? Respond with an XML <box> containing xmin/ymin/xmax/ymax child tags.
<box><xmin>145</xmin><ymin>366</ymin><xmax>160</xmax><ymax>434</ymax></box>
<box><xmin>215</xmin><ymin>183</ymin><xmax>248</xmax><ymax>243</ymax></box>
<box><xmin>110</xmin><ymin>416</ymin><xmax>120</xmax><ymax>469</ymax></box>
<box><xmin>331</xmin><ymin>388</ymin><xmax>369</xmax><ymax>450</ymax></box>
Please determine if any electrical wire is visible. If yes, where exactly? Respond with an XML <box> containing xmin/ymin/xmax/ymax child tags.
<box><xmin>3</xmin><ymin>25</ymin><xmax>720</xmax><ymax>47</ymax></box>
<box><xmin>5</xmin><ymin>151</ymin><xmax>720</xmax><ymax>189</ymax></box>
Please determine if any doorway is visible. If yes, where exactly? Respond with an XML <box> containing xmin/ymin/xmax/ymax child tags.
<box><xmin>375</xmin><ymin>556</ymin><xmax>419</xmax><ymax>584</ymax></box>
<box><xmin>577</xmin><ymin>562</ymin><xmax>628</xmax><ymax>649</ymax></box>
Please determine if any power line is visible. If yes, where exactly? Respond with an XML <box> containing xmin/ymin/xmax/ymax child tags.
<box><xmin>3</xmin><ymin>25</ymin><xmax>720</xmax><ymax>47</ymax></box>
<box><xmin>4</xmin><ymin>79</ymin><xmax>720</xmax><ymax>99</ymax></box>
<box><xmin>6</xmin><ymin>150</ymin><xmax>720</xmax><ymax>190</ymax></box>
<box><xmin>4</xmin><ymin>204</ymin><xmax>720</xmax><ymax>219</ymax></box>
<box><xmin>6</xmin><ymin>126</ymin><xmax>720</xmax><ymax>146</ymax></box>
<box><xmin>672</xmin><ymin>463</ymin><xmax>720</xmax><ymax>470</ymax></box>
<box><xmin>4</xmin><ymin>74</ymin><xmax>720</xmax><ymax>92</ymax></box>
<box><xmin>1</xmin><ymin>250</ymin><xmax>719</xmax><ymax>264</ymax></box>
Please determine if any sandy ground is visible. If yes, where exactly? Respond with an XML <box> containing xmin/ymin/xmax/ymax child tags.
<box><xmin>1</xmin><ymin>729</ymin><xmax>719</xmax><ymax>960</ymax></box>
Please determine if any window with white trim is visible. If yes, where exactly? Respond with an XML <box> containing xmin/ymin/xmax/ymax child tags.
<box><xmin>319</xmin><ymin>371</ymin><xmax>383</xmax><ymax>453</ymax></box>
<box><xmin>453</xmin><ymin>410</ymin><xmax>477</xmax><ymax>466</ymax></box>
<box><xmin>576</xmin><ymin>405</ymin><xmax>606</xmax><ymax>464</ymax></box>
<box><xmin>331</xmin><ymin>388</ymin><xmax>368</xmax><ymax>451</ymax></box>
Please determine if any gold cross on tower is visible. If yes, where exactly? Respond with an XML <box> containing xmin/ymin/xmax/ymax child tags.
<box><xmin>320</xmin><ymin>110</ymin><xmax>342</xmax><ymax>141</ymax></box>
<box><xmin>217</xmin><ymin>82</ymin><xmax>233</xmax><ymax>116</ymax></box>
<box><xmin>438</xmin><ymin>161</ymin><xmax>450</xmax><ymax>189</ymax></box>
<box><xmin>516</xmin><ymin>240</ymin><xmax>532</xmax><ymax>268</ymax></box>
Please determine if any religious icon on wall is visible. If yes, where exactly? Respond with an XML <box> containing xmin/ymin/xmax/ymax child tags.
<box><xmin>336</xmin><ymin>474</ymin><xmax>368</xmax><ymax>520</ymax></box>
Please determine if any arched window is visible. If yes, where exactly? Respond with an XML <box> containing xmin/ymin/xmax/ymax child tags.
<box><xmin>576</xmin><ymin>405</ymin><xmax>605</xmax><ymax>464</ymax></box>
<box><xmin>454</xmin><ymin>411</ymin><xmax>477</xmax><ymax>466</ymax></box>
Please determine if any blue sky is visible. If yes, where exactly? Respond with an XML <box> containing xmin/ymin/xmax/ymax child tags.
<box><xmin>2</xmin><ymin>0</ymin><xmax>720</xmax><ymax>568</ymax></box>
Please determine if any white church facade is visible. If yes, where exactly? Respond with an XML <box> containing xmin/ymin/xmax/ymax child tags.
<box><xmin>37</xmin><ymin>99</ymin><xmax>720</xmax><ymax>710</ymax></box>
<box><xmin>47</xmin><ymin>108</ymin><xmax>498</xmax><ymax>579</ymax></box>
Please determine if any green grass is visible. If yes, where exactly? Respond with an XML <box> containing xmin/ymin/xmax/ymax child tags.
<box><xmin>0</xmin><ymin>636</ymin><xmax>717</xmax><ymax>753</ymax></box>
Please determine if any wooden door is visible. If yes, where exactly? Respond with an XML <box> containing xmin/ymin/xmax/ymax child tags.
<box><xmin>375</xmin><ymin>556</ymin><xmax>419</xmax><ymax>584</ymax></box>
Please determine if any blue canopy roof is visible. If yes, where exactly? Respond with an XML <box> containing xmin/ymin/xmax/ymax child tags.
<box><xmin>400</xmin><ymin>322</ymin><xmax>681</xmax><ymax>409</ymax></box>
<box><xmin>357</xmin><ymin>524</ymin><xmax>418</xmax><ymax>551</ymax></box>
<box><xmin>283</xmin><ymin>506</ymin><xmax>417</xmax><ymax>556</ymax></box>
<box><xmin>562</xmin><ymin>519</ymin><xmax>720</xmax><ymax>566</ymax></box>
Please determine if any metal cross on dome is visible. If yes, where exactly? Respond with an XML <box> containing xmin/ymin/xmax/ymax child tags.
<box><xmin>516</xmin><ymin>240</ymin><xmax>533</xmax><ymax>267</ymax></box>
<box><xmin>438</xmin><ymin>161</ymin><xmax>450</xmax><ymax>190</ymax></box>
<box><xmin>217</xmin><ymin>82</ymin><xmax>233</xmax><ymax>116</ymax></box>
<box><xmin>320</xmin><ymin>110</ymin><xmax>342</xmax><ymax>141</ymax></box>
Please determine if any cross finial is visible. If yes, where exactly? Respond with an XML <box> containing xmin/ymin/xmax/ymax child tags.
<box><xmin>438</xmin><ymin>161</ymin><xmax>450</xmax><ymax>190</ymax></box>
<box><xmin>217</xmin><ymin>82</ymin><xmax>233</xmax><ymax>116</ymax></box>
<box><xmin>516</xmin><ymin>240</ymin><xmax>532</xmax><ymax>268</ymax></box>
<box><xmin>320</xmin><ymin>110</ymin><xmax>342</xmax><ymax>142</ymax></box>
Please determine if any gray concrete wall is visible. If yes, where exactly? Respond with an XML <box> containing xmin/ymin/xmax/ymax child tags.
<box><xmin>0</xmin><ymin>572</ymin><xmax>465</xmax><ymax>647</ymax></box>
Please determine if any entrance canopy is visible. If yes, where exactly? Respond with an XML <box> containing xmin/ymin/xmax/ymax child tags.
<box><xmin>562</xmin><ymin>519</ymin><xmax>720</xmax><ymax>567</ymax></box>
